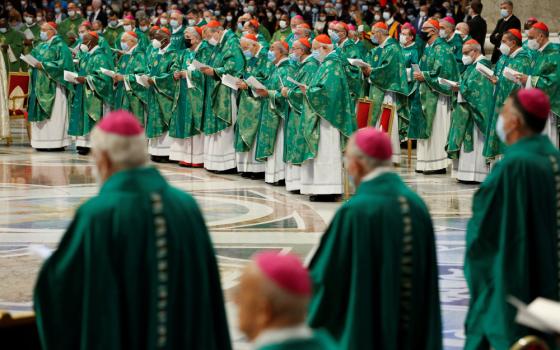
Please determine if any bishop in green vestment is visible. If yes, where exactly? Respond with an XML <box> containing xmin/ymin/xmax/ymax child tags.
<box><xmin>21</xmin><ymin>13</ymin><xmax>42</xmax><ymax>58</ymax></box>
<box><xmin>400</xmin><ymin>24</ymin><xmax>422</xmax><ymax>138</ymax></box>
<box><xmin>254</xmin><ymin>42</ymin><xmax>295</xmax><ymax>185</ymax></box>
<box><xmin>409</xmin><ymin>21</ymin><xmax>460</xmax><ymax>173</ymax></box>
<box><xmin>299</xmin><ymin>35</ymin><xmax>356</xmax><ymax>201</ymax></box>
<box><xmin>68</xmin><ymin>32</ymin><xmax>114</xmax><ymax>150</ymax></box>
<box><xmin>465</xmin><ymin>89</ymin><xmax>560</xmax><ymax>350</ymax></box>
<box><xmin>103</xmin><ymin>15</ymin><xmax>124</xmax><ymax>49</ymax></box>
<box><xmin>447</xmin><ymin>41</ymin><xmax>493</xmax><ymax>183</ymax></box>
<box><xmin>440</xmin><ymin>17</ymin><xmax>465</xmax><ymax>72</ymax></box>
<box><xmin>200</xmin><ymin>22</ymin><xmax>245</xmax><ymax>172</ymax></box>
<box><xmin>145</xmin><ymin>29</ymin><xmax>179</xmax><ymax>160</ymax></box>
<box><xmin>309</xmin><ymin>128</ymin><xmax>442</xmax><ymax>349</ymax></box>
<box><xmin>34</xmin><ymin>111</ymin><xmax>232</xmax><ymax>350</ymax></box>
<box><xmin>28</xmin><ymin>22</ymin><xmax>74</xmax><ymax>150</ymax></box>
<box><xmin>168</xmin><ymin>27</ymin><xmax>211</xmax><ymax>166</ymax></box>
<box><xmin>363</xmin><ymin>25</ymin><xmax>410</xmax><ymax>164</ymax></box>
<box><xmin>332</xmin><ymin>22</ymin><xmax>363</xmax><ymax>100</ymax></box>
<box><xmin>58</xmin><ymin>4</ymin><xmax>83</xmax><ymax>45</ymax></box>
<box><xmin>281</xmin><ymin>38</ymin><xmax>319</xmax><ymax>192</ymax></box>
<box><xmin>235</xmin><ymin>251</ymin><xmax>338</xmax><ymax>350</ymax></box>
<box><xmin>0</xmin><ymin>20</ymin><xmax>26</xmax><ymax>72</ymax></box>
<box><xmin>168</xmin><ymin>11</ymin><xmax>185</xmax><ymax>51</ymax></box>
<box><xmin>235</xmin><ymin>34</ymin><xmax>273</xmax><ymax>175</ymax></box>
<box><xmin>518</xmin><ymin>23</ymin><xmax>560</xmax><ymax>147</ymax></box>
<box><xmin>113</xmin><ymin>32</ymin><xmax>148</xmax><ymax>126</ymax></box>
<box><xmin>483</xmin><ymin>30</ymin><xmax>531</xmax><ymax>159</ymax></box>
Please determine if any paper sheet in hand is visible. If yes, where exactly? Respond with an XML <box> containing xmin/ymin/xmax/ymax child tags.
<box><xmin>286</xmin><ymin>76</ymin><xmax>307</xmax><ymax>88</ymax></box>
<box><xmin>28</xmin><ymin>244</ymin><xmax>54</xmax><ymax>260</ymax></box>
<box><xmin>99</xmin><ymin>67</ymin><xmax>117</xmax><ymax>78</ymax></box>
<box><xmin>476</xmin><ymin>62</ymin><xmax>494</xmax><ymax>78</ymax></box>
<box><xmin>246</xmin><ymin>76</ymin><xmax>267</xmax><ymax>90</ymax></box>
<box><xmin>20</xmin><ymin>54</ymin><xmax>40</xmax><ymax>67</ymax></box>
<box><xmin>192</xmin><ymin>59</ymin><xmax>210</xmax><ymax>70</ymax></box>
<box><xmin>347</xmin><ymin>58</ymin><xmax>371</xmax><ymax>68</ymax></box>
<box><xmin>503</xmin><ymin>66</ymin><xmax>521</xmax><ymax>83</ymax></box>
<box><xmin>63</xmin><ymin>70</ymin><xmax>79</xmax><ymax>84</ymax></box>
<box><xmin>411</xmin><ymin>64</ymin><xmax>421</xmax><ymax>73</ymax></box>
<box><xmin>437</xmin><ymin>77</ymin><xmax>459</xmax><ymax>88</ymax></box>
<box><xmin>221</xmin><ymin>74</ymin><xmax>241</xmax><ymax>90</ymax></box>
<box><xmin>135</xmin><ymin>74</ymin><xmax>151</xmax><ymax>88</ymax></box>
<box><xmin>184</xmin><ymin>71</ymin><xmax>194</xmax><ymax>88</ymax></box>
<box><xmin>23</xmin><ymin>28</ymin><xmax>35</xmax><ymax>40</ymax></box>
<box><xmin>509</xmin><ymin>296</ymin><xmax>560</xmax><ymax>334</ymax></box>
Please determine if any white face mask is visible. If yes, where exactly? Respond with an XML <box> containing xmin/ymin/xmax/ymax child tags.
<box><xmin>24</xmin><ymin>16</ymin><xmax>34</xmax><ymax>24</ymax></box>
<box><xmin>123</xmin><ymin>24</ymin><xmax>132</xmax><ymax>32</ymax></box>
<box><xmin>170</xmin><ymin>19</ymin><xmax>179</xmax><ymax>28</ymax></box>
<box><xmin>226</xmin><ymin>15</ymin><xmax>232</xmax><ymax>22</ymax></box>
<box><xmin>279</xmin><ymin>20</ymin><xmax>287</xmax><ymax>29</ymax></box>
<box><xmin>374</xmin><ymin>14</ymin><xmax>381</xmax><ymax>21</ymax></box>
<box><xmin>382</xmin><ymin>12</ymin><xmax>391</xmax><ymax>20</ymax></box>
<box><xmin>68</xmin><ymin>10</ymin><xmax>76</xmax><ymax>17</ymax></box>
<box><xmin>399</xmin><ymin>34</ymin><xmax>408</xmax><ymax>45</ymax></box>
<box><xmin>208</xmin><ymin>37</ymin><xmax>218</xmax><ymax>46</ymax></box>
<box><xmin>462</xmin><ymin>54</ymin><xmax>473</xmax><ymax>65</ymax></box>
<box><xmin>439</xmin><ymin>29</ymin><xmax>448</xmax><ymax>39</ymax></box>
<box><xmin>188</xmin><ymin>19</ymin><xmax>196</xmax><ymax>26</ymax></box>
<box><xmin>499</xmin><ymin>42</ymin><xmax>511</xmax><ymax>56</ymax></box>
<box><xmin>419</xmin><ymin>11</ymin><xmax>426</xmax><ymax>17</ymax></box>
<box><xmin>527</xmin><ymin>38</ymin><xmax>540</xmax><ymax>51</ymax></box>
<box><xmin>160</xmin><ymin>18</ymin><xmax>168</xmax><ymax>25</ymax></box>
<box><xmin>152</xmin><ymin>38</ymin><xmax>162</xmax><ymax>49</ymax></box>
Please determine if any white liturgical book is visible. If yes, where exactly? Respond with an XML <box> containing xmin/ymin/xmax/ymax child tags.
<box><xmin>20</xmin><ymin>54</ymin><xmax>40</xmax><ymax>67</ymax></box>
<box><xmin>437</xmin><ymin>77</ymin><xmax>459</xmax><ymax>88</ymax></box>
<box><xmin>509</xmin><ymin>296</ymin><xmax>560</xmax><ymax>334</ymax></box>
<box><xmin>221</xmin><ymin>74</ymin><xmax>241</xmax><ymax>90</ymax></box>
<box><xmin>191</xmin><ymin>59</ymin><xmax>210</xmax><ymax>70</ymax></box>
<box><xmin>99</xmin><ymin>67</ymin><xmax>116</xmax><ymax>78</ymax></box>
<box><xmin>63</xmin><ymin>70</ymin><xmax>79</xmax><ymax>84</ymax></box>
<box><xmin>475</xmin><ymin>62</ymin><xmax>494</xmax><ymax>78</ymax></box>
<box><xmin>246</xmin><ymin>76</ymin><xmax>266</xmax><ymax>90</ymax></box>
<box><xmin>286</xmin><ymin>76</ymin><xmax>307</xmax><ymax>88</ymax></box>
<box><xmin>503</xmin><ymin>66</ymin><xmax>521</xmax><ymax>83</ymax></box>
<box><xmin>347</xmin><ymin>58</ymin><xmax>370</xmax><ymax>68</ymax></box>
<box><xmin>135</xmin><ymin>74</ymin><xmax>151</xmax><ymax>88</ymax></box>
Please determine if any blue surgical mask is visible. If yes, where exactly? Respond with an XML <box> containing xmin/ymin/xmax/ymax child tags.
<box><xmin>237</xmin><ymin>22</ymin><xmax>243</xmax><ymax>31</ymax></box>
<box><xmin>267</xmin><ymin>50</ymin><xmax>276</xmax><ymax>62</ymax></box>
<box><xmin>243</xmin><ymin>49</ymin><xmax>253</xmax><ymax>59</ymax></box>
<box><xmin>289</xmin><ymin>52</ymin><xmax>298</xmax><ymax>63</ymax></box>
<box><xmin>496</xmin><ymin>114</ymin><xmax>508</xmax><ymax>143</ymax></box>
<box><xmin>328</xmin><ymin>29</ymin><xmax>339</xmax><ymax>44</ymax></box>
<box><xmin>120</xmin><ymin>41</ymin><xmax>129</xmax><ymax>51</ymax></box>
<box><xmin>40</xmin><ymin>31</ymin><xmax>48</xmax><ymax>41</ymax></box>
<box><xmin>370</xmin><ymin>34</ymin><xmax>379</xmax><ymax>44</ymax></box>
<box><xmin>311</xmin><ymin>49</ymin><xmax>320</xmax><ymax>60</ymax></box>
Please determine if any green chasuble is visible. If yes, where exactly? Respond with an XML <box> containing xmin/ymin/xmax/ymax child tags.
<box><xmin>447</xmin><ymin>33</ymin><xmax>465</xmax><ymax>73</ymax></box>
<box><xmin>529</xmin><ymin>43</ymin><xmax>560</xmax><ymax>118</ymax></box>
<box><xmin>408</xmin><ymin>37</ymin><xmax>460</xmax><ymax>139</ymax></box>
<box><xmin>169</xmin><ymin>25</ymin><xmax>185</xmax><ymax>51</ymax></box>
<box><xmin>401</xmin><ymin>42</ymin><xmax>421</xmax><ymax>132</ymax></box>
<box><xmin>0</xmin><ymin>28</ymin><xmax>26</xmax><ymax>72</ymax></box>
<box><xmin>103</xmin><ymin>24</ymin><xmax>124</xmax><ymax>49</ymax></box>
<box><xmin>255</xmin><ymin>58</ymin><xmax>295</xmax><ymax>161</ymax></box>
<box><xmin>204</xmin><ymin>30</ymin><xmax>245</xmax><ymax>135</ymax></box>
<box><xmin>34</xmin><ymin>167</ymin><xmax>232</xmax><ymax>350</ymax></box>
<box><xmin>447</xmin><ymin>57</ymin><xmax>493</xmax><ymax>159</ymax></box>
<box><xmin>258</xmin><ymin>25</ymin><xmax>272</xmax><ymax>42</ymax></box>
<box><xmin>483</xmin><ymin>48</ymin><xmax>531</xmax><ymax>158</ymax></box>
<box><xmin>58</xmin><ymin>15</ymin><xmax>84</xmax><ymax>45</ymax></box>
<box><xmin>21</xmin><ymin>23</ymin><xmax>42</xmax><ymax>55</ymax></box>
<box><xmin>303</xmin><ymin>51</ymin><xmax>357</xmax><ymax>159</ymax></box>
<box><xmin>285</xmin><ymin>55</ymin><xmax>319</xmax><ymax>165</ymax></box>
<box><xmin>146</xmin><ymin>46</ymin><xmax>179</xmax><ymax>138</ymax></box>
<box><xmin>68</xmin><ymin>46</ymin><xmax>114</xmax><ymax>137</ymax></box>
<box><xmin>464</xmin><ymin>134</ymin><xmax>560</xmax><ymax>350</ymax></box>
<box><xmin>257</xmin><ymin>330</ymin><xmax>338</xmax><ymax>350</ymax></box>
<box><xmin>169</xmin><ymin>42</ymin><xmax>211</xmax><ymax>139</ymax></box>
<box><xmin>235</xmin><ymin>48</ymin><xmax>274</xmax><ymax>152</ymax></box>
<box><xmin>337</xmin><ymin>38</ymin><xmax>364</xmax><ymax>99</ymax></box>
<box><xmin>114</xmin><ymin>45</ymin><xmax>148</xmax><ymax>126</ymax></box>
<box><xmin>308</xmin><ymin>172</ymin><xmax>442</xmax><ymax>350</ymax></box>
<box><xmin>116</xmin><ymin>29</ymin><xmax>149</xmax><ymax>52</ymax></box>
<box><xmin>27</xmin><ymin>35</ymin><xmax>74</xmax><ymax>123</ymax></box>
<box><xmin>366</xmin><ymin>37</ymin><xmax>410</xmax><ymax>140</ymax></box>
<box><xmin>271</xmin><ymin>27</ymin><xmax>291</xmax><ymax>43</ymax></box>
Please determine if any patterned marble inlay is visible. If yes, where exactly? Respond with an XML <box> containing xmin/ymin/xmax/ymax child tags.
<box><xmin>0</xmin><ymin>146</ymin><xmax>478</xmax><ymax>349</ymax></box>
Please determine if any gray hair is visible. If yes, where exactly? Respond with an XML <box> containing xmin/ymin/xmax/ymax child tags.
<box><xmin>90</xmin><ymin>127</ymin><xmax>149</xmax><ymax>171</ymax></box>
<box><xmin>500</xmin><ymin>0</ymin><xmax>513</xmax><ymax>7</ymax></box>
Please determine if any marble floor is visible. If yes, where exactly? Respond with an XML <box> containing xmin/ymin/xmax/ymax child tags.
<box><xmin>0</xmin><ymin>144</ymin><xmax>477</xmax><ymax>349</ymax></box>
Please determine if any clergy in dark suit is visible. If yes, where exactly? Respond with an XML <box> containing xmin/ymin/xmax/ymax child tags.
<box><xmin>412</xmin><ymin>5</ymin><xmax>429</xmax><ymax>31</ymax></box>
<box><xmin>466</xmin><ymin>2</ymin><xmax>487</xmax><ymax>55</ymax></box>
<box><xmin>88</xmin><ymin>0</ymin><xmax>107</xmax><ymax>27</ymax></box>
<box><xmin>489</xmin><ymin>1</ymin><xmax>521</xmax><ymax>64</ymax></box>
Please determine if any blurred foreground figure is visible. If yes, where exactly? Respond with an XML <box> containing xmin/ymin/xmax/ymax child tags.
<box><xmin>34</xmin><ymin>110</ymin><xmax>231</xmax><ymax>350</ymax></box>
<box><xmin>465</xmin><ymin>88</ymin><xmax>560</xmax><ymax>350</ymax></box>
<box><xmin>308</xmin><ymin>127</ymin><xmax>442</xmax><ymax>349</ymax></box>
<box><xmin>235</xmin><ymin>252</ymin><xmax>337</xmax><ymax>350</ymax></box>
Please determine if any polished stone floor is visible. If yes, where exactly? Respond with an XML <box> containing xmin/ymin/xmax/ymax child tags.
<box><xmin>0</xmin><ymin>145</ymin><xmax>477</xmax><ymax>349</ymax></box>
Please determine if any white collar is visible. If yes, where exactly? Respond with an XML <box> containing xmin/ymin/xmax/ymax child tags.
<box><xmin>89</xmin><ymin>45</ymin><xmax>100</xmax><ymax>54</ymax></box>
<box><xmin>362</xmin><ymin>166</ymin><xmax>393</xmax><ymax>183</ymax></box>
<box><xmin>256</xmin><ymin>46</ymin><xmax>263</xmax><ymax>57</ymax></box>
<box><xmin>504</xmin><ymin>14</ymin><xmax>513</xmax><ymax>21</ymax></box>
<box><xmin>172</xmin><ymin>25</ymin><xmax>183</xmax><ymax>34</ymax></box>
<box><xmin>474</xmin><ymin>54</ymin><xmax>485</xmax><ymax>63</ymax></box>
<box><xmin>276</xmin><ymin>57</ymin><xmax>289</xmax><ymax>67</ymax></box>
<box><xmin>510</xmin><ymin>46</ymin><xmax>521</xmax><ymax>58</ymax></box>
<box><xmin>125</xmin><ymin>44</ymin><xmax>138</xmax><ymax>54</ymax></box>
<box><xmin>25</xmin><ymin>23</ymin><xmax>36</xmax><ymax>28</ymax></box>
<box><xmin>253</xmin><ymin>325</ymin><xmax>313</xmax><ymax>349</ymax></box>
<box><xmin>539</xmin><ymin>41</ymin><xmax>550</xmax><ymax>52</ymax></box>
<box><xmin>219</xmin><ymin>30</ymin><xmax>227</xmax><ymax>44</ymax></box>
<box><xmin>158</xmin><ymin>45</ymin><xmax>169</xmax><ymax>54</ymax></box>
<box><xmin>403</xmin><ymin>42</ymin><xmax>415</xmax><ymax>48</ymax></box>
<box><xmin>386</xmin><ymin>17</ymin><xmax>394</xmax><ymax>25</ymax></box>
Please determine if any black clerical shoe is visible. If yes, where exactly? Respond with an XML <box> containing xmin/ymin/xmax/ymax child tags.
<box><xmin>309</xmin><ymin>194</ymin><xmax>340</xmax><ymax>202</ymax></box>
<box><xmin>240</xmin><ymin>172</ymin><xmax>251</xmax><ymax>178</ymax></box>
<box><xmin>269</xmin><ymin>179</ymin><xmax>286</xmax><ymax>187</ymax></box>
<box><xmin>250</xmin><ymin>172</ymin><xmax>265</xmax><ymax>180</ymax></box>
<box><xmin>423</xmin><ymin>168</ymin><xmax>447</xmax><ymax>175</ymax></box>
<box><xmin>77</xmin><ymin>146</ymin><xmax>90</xmax><ymax>155</ymax></box>
<box><xmin>289</xmin><ymin>190</ymin><xmax>301</xmax><ymax>195</ymax></box>
<box><xmin>151</xmin><ymin>155</ymin><xmax>170</xmax><ymax>163</ymax></box>
<box><xmin>35</xmin><ymin>147</ymin><xmax>65</xmax><ymax>152</ymax></box>
<box><xmin>216</xmin><ymin>168</ymin><xmax>238</xmax><ymax>175</ymax></box>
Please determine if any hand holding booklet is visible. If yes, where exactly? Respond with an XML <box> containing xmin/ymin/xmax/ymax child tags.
<box><xmin>287</xmin><ymin>76</ymin><xmax>307</xmax><ymax>88</ymax></box>
<box><xmin>221</xmin><ymin>74</ymin><xmax>241</xmax><ymax>90</ymax></box>
<box><xmin>347</xmin><ymin>58</ymin><xmax>370</xmax><ymax>68</ymax></box>
<box><xmin>99</xmin><ymin>67</ymin><xmax>117</xmax><ymax>78</ymax></box>
<box><xmin>437</xmin><ymin>77</ymin><xmax>459</xmax><ymax>88</ymax></box>
<box><xmin>475</xmin><ymin>62</ymin><xmax>494</xmax><ymax>78</ymax></box>
<box><xmin>135</xmin><ymin>74</ymin><xmax>151</xmax><ymax>88</ymax></box>
<box><xmin>63</xmin><ymin>70</ymin><xmax>80</xmax><ymax>84</ymax></box>
<box><xmin>503</xmin><ymin>66</ymin><xmax>521</xmax><ymax>83</ymax></box>
<box><xmin>509</xmin><ymin>296</ymin><xmax>560</xmax><ymax>334</ymax></box>
<box><xmin>192</xmin><ymin>59</ymin><xmax>211</xmax><ymax>70</ymax></box>
<box><xmin>20</xmin><ymin>54</ymin><xmax>40</xmax><ymax>68</ymax></box>
<box><xmin>245</xmin><ymin>76</ymin><xmax>267</xmax><ymax>90</ymax></box>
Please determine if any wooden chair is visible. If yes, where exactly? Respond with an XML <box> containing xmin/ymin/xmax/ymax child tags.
<box><xmin>0</xmin><ymin>310</ymin><xmax>40</xmax><ymax>348</ymax></box>
<box><xmin>7</xmin><ymin>71</ymin><xmax>31</xmax><ymax>146</ymax></box>
<box><xmin>510</xmin><ymin>336</ymin><xmax>550</xmax><ymax>350</ymax></box>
